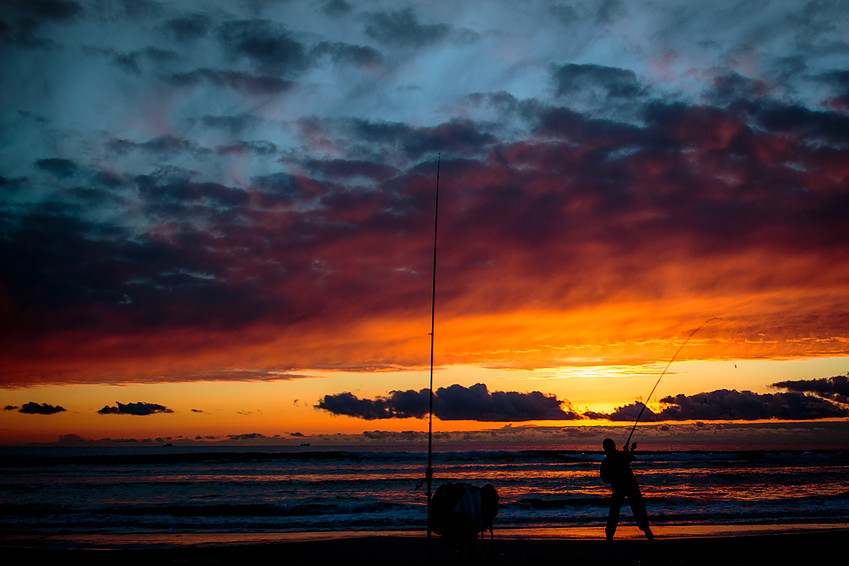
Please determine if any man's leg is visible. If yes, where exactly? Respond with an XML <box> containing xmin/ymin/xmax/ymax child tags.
<box><xmin>606</xmin><ymin>491</ymin><xmax>624</xmax><ymax>540</ymax></box>
<box><xmin>628</xmin><ymin>486</ymin><xmax>654</xmax><ymax>540</ymax></box>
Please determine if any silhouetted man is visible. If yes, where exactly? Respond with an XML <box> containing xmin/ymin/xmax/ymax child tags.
<box><xmin>600</xmin><ymin>438</ymin><xmax>653</xmax><ymax>541</ymax></box>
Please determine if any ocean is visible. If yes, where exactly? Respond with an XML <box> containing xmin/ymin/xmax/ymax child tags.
<box><xmin>2</xmin><ymin>445</ymin><xmax>849</xmax><ymax>546</ymax></box>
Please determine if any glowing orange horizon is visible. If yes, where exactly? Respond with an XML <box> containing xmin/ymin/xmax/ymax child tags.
<box><xmin>3</xmin><ymin>288</ymin><xmax>845</xmax><ymax>388</ymax></box>
<box><xmin>2</xmin><ymin>247</ymin><xmax>847</xmax><ymax>445</ymax></box>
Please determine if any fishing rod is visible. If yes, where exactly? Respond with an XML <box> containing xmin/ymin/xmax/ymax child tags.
<box><xmin>426</xmin><ymin>154</ymin><xmax>440</xmax><ymax>543</ymax></box>
<box><xmin>624</xmin><ymin>317</ymin><xmax>721</xmax><ymax>447</ymax></box>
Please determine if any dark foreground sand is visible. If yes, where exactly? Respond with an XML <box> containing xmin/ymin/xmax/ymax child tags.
<box><xmin>3</xmin><ymin>529</ymin><xmax>847</xmax><ymax>566</ymax></box>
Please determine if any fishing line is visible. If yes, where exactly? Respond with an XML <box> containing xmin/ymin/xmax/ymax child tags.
<box><xmin>624</xmin><ymin>317</ymin><xmax>722</xmax><ymax>446</ymax></box>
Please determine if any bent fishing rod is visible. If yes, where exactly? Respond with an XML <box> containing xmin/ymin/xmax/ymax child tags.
<box><xmin>624</xmin><ymin>317</ymin><xmax>721</xmax><ymax>447</ymax></box>
<box><xmin>426</xmin><ymin>154</ymin><xmax>440</xmax><ymax>543</ymax></box>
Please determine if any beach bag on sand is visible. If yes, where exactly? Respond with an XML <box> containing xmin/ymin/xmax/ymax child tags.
<box><xmin>430</xmin><ymin>482</ymin><xmax>498</xmax><ymax>547</ymax></box>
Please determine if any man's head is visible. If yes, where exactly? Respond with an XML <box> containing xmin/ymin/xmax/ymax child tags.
<box><xmin>602</xmin><ymin>438</ymin><xmax>616</xmax><ymax>452</ymax></box>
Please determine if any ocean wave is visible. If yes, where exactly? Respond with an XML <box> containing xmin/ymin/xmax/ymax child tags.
<box><xmin>3</xmin><ymin>447</ymin><xmax>849</xmax><ymax>537</ymax></box>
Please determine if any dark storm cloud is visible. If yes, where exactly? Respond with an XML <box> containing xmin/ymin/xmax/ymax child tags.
<box><xmin>12</xmin><ymin>0</ymin><xmax>84</xmax><ymax>21</ymax></box>
<box><xmin>108</xmin><ymin>135</ymin><xmax>201</xmax><ymax>156</ymax></box>
<box><xmin>34</xmin><ymin>157</ymin><xmax>78</xmax><ymax>178</ymax></box>
<box><xmin>98</xmin><ymin>401</ymin><xmax>173</xmax><ymax>415</ymax></box>
<box><xmin>163</xmin><ymin>13</ymin><xmax>212</xmax><ymax>42</ymax></box>
<box><xmin>311</xmin><ymin>41</ymin><xmax>384</xmax><ymax>68</ymax></box>
<box><xmin>533</xmin><ymin>104</ymin><xmax>643</xmax><ymax>148</ymax></box>
<box><xmin>215</xmin><ymin>19</ymin><xmax>308</xmax><ymax>75</ymax></box>
<box><xmin>168</xmin><ymin>68</ymin><xmax>297</xmax><ymax>95</ymax></box>
<box><xmin>814</xmin><ymin>70</ymin><xmax>849</xmax><ymax>91</ymax></box>
<box><xmin>65</xmin><ymin>185</ymin><xmax>126</xmax><ymax>207</ymax></box>
<box><xmin>0</xmin><ymin>20</ymin><xmax>11</xmax><ymax>42</ymax></box>
<box><xmin>401</xmin><ymin>120</ymin><xmax>497</xmax><ymax>158</ymax></box>
<box><xmin>0</xmin><ymin>199</ymin><xmax>277</xmax><ymax>338</ymax></box>
<box><xmin>516</xmin><ymin>92</ymin><xmax>849</xmax><ymax>255</ymax></box>
<box><xmin>347</xmin><ymin>118</ymin><xmax>411</xmax><ymax>145</ymax></box>
<box><xmin>552</xmin><ymin>63</ymin><xmax>646</xmax><ymax>100</ymax></box>
<box><xmin>0</xmin><ymin>0</ymin><xmax>83</xmax><ymax>47</ymax></box>
<box><xmin>703</xmin><ymin>72</ymin><xmax>772</xmax><ymax>106</ymax></box>
<box><xmin>773</xmin><ymin>374</ymin><xmax>849</xmax><ymax>403</ymax></box>
<box><xmin>316</xmin><ymin>383</ymin><xmax>581</xmax><ymax>421</ymax></box>
<box><xmin>19</xmin><ymin>401</ymin><xmax>66</xmax><ymax>415</ymax></box>
<box><xmin>250</xmin><ymin>172</ymin><xmax>319</xmax><ymax>205</ymax></box>
<box><xmin>0</xmin><ymin>208</ymin><xmax>135</xmax><ymax>315</ymax></box>
<box><xmin>216</xmin><ymin>140</ymin><xmax>278</xmax><ymax>156</ymax></box>
<box><xmin>756</xmin><ymin>103</ymin><xmax>849</xmax><ymax>145</ymax></box>
<box><xmin>342</xmin><ymin>118</ymin><xmax>496</xmax><ymax>159</ymax></box>
<box><xmin>112</xmin><ymin>47</ymin><xmax>180</xmax><ymax>75</ymax></box>
<box><xmin>135</xmin><ymin>171</ymin><xmax>250</xmax><ymax>209</ymax></box>
<box><xmin>363</xmin><ymin>8</ymin><xmax>450</xmax><ymax>47</ymax></box>
<box><xmin>0</xmin><ymin>175</ymin><xmax>26</xmax><ymax>191</ymax></box>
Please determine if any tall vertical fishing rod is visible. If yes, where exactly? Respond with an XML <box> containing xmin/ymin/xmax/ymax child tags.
<box><xmin>426</xmin><ymin>154</ymin><xmax>440</xmax><ymax>542</ymax></box>
<box><xmin>625</xmin><ymin>317</ymin><xmax>721</xmax><ymax>446</ymax></box>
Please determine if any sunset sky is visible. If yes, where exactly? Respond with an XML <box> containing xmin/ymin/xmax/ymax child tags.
<box><xmin>1</xmin><ymin>0</ymin><xmax>848</xmax><ymax>447</ymax></box>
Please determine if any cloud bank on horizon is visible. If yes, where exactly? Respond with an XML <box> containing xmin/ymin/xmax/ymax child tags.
<box><xmin>316</xmin><ymin>375</ymin><xmax>849</xmax><ymax>422</ymax></box>
<box><xmin>12</xmin><ymin>374</ymin><xmax>849</xmax><ymax>423</ymax></box>
<box><xmin>1</xmin><ymin>0</ymin><xmax>848</xmax><ymax>387</ymax></box>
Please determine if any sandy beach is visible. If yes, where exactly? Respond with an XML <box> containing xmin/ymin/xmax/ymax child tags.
<box><xmin>3</xmin><ymin>527</ymin><xmax>846</xmax><ymax>566</ymax></box>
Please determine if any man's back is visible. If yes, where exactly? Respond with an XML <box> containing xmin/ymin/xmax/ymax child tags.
<box><xmin>601</xmin><ymin>449</ymin><xmax>634</xmax><ymax>488</ymax></box>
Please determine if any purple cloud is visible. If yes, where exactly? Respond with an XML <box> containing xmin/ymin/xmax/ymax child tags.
<box><xmin>591</xmin><ymin>389</ymin><xmax>848</xmax><ymax>421</ymax></box>
<box><xmin>19</xmin><ymin>402</ymin><xmax>66</xmax><ymax>415</ymax></box>
<box><xmin>98</xmin><ymin>402</ymin><xmax>173</xmax><ymax>416</ymax></box>
<box><xmin>317</xmin><ymin>383</ymin><xmax>580</xmax><ymax>422</ymax></box>
<box><xmin>772</xmin><ymin>374</ymin><xmax>849</xmax><ymax>403</ymax></box>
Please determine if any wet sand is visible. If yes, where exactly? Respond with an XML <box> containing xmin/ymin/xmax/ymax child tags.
<box><xmin>3</xmin><ymin>526</ymin><xmax>846</xmax><ymax>566</ymax></box>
